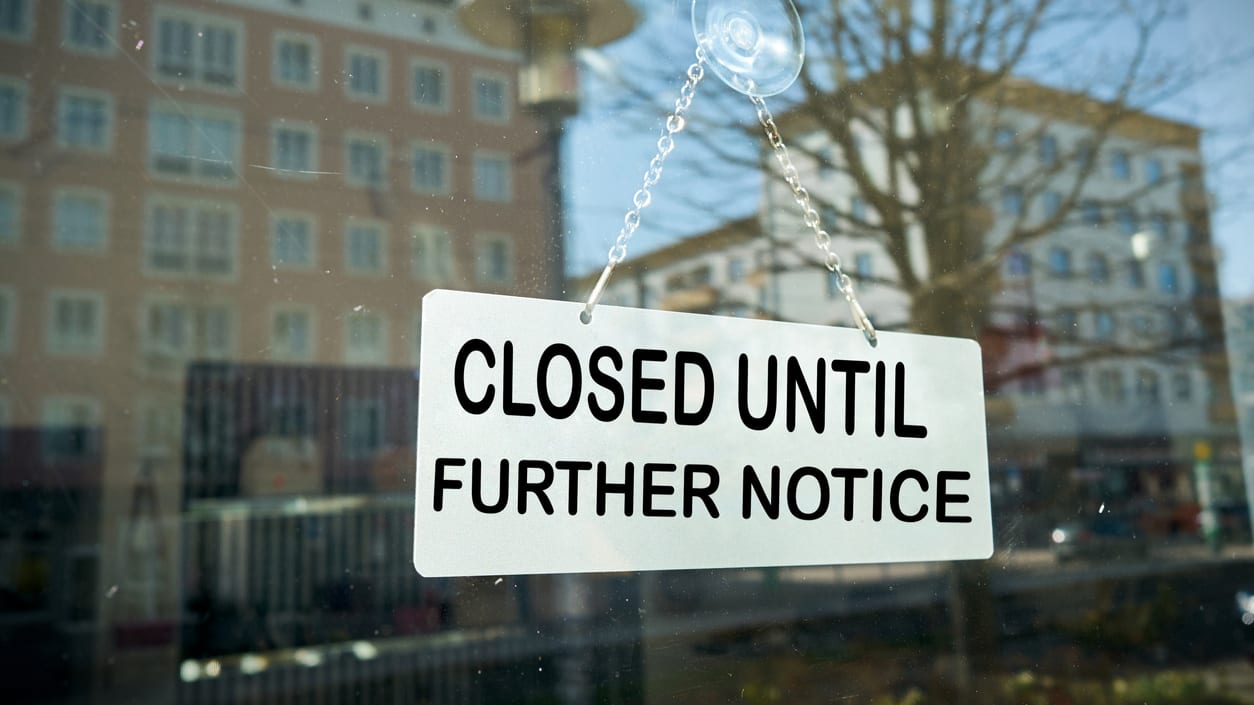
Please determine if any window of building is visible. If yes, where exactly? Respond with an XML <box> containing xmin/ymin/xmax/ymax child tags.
<box><xmin>63</xmin><ymin>0</ymin><xmax>115</xmax><ymax>54</ymax></box>
<box><xmin>345</xmin><ymin>46</ymin><xmax>386</xmax><ymax>101</ymax></box>
<box><xmin>42</xmin><ymin>397</ymin><xmax>101</xmax><ymax>460</ymax></box>
<box><xmin>1149</xmin><ymin>213</ymin><xmax>1170</xmax><ymax>240</ymax></box>
<box><xmin>145</xmin><ymin>198</ymin><xmax>237</xmax><ymax>277</ymax></box>
<box><xmin>154</xmin><ymin>9</ymin><xmax>242</xmax><ymax>89</ymax></box>
<box><xmin>1037</xmin><ymin>133</ymin><xmax>1057</xmax><ymax>166</ymax></box>
<box><xmin>854</xmin><ymin>252</ymin><xmax>873</xmax><ymax>281</ymax></box>
<box><xmin>473</xmin><ymin>72</ymin><xmax>508</xmax><ymax>121</ymax></box>
<box><xmin>993</xmin><ymin>125</ymin><xmax>1016</xmax><ymax>153</ymax></box>
<box><xmin>1000</xmin><ymin>185</ymin><xmax>1024</xmax><ymax>216</ymax></box>
<box><xmin>1054</xmin><ymin>308</ymin><xmax>1078</xmax><ymax>340</ymax></box>
<box><xmin>0</xmin><ymin>0</ymin><xmax>31</xmax><ymax>41</ymax></box>
<box><xmin>273</xmin><ymin>32</ymin><xmax>317</xmax><ymax>89</ymax></box>
<box><xmin>271</xmin><ymin>213</ymin><xmax>315</xmax><ymax>269</ymax></box>
<box><xmin>1135</xmin><ymin>368</ymin><xmax>1161</xmax><ymax>404</ymax></box>
<box><xmin>1115</xmin><ymin>207</ymin><xmax>1137</xmax><ymax>235</ymax></box>
<box><xmin>0</xmin><ymin>182</ymin><xmax>20</xmax><ymax>246</ymax></box>
<box><xmin>825</xmin><ymin>270</ymin><xmax>841</xmax><ymax>299</ymax></box>
<box><xmin>1087</xmin><ymin>252</ymin><xmax>1109</xmax><ymax>284</ymax></box>
<box><xmin>47</xmin><ymin>290</ymin><xmax>104</xmax><ymax>355</ymax></box>
<box><xmin>1158</xmin><ymin>262</ymin><xmax>1179</xmax><ymax>293</ymax></box>
<box><xmin>346</xmin><ymin>221</ymin><xmax>386</xmax><ymax>275</ymax></box>
<box><xmin>57</xmin><ymin>89</ymin><xmax>112</xmax><ymax>151</ymax></box>
<box><xmin>1047</xmin><ymin>247</ymin><xmax>1071</xmax><ymax>278</ymax></box>
<box><xmin>1005</xmin><ymin>249</ymin><xmax>1030</xmax><ymax>277</ymax></box>
<box><xmin>271</xmin><ymin>307</ymin><xmax>313</xmax><ymax>361</ymax></box>
<box><xmin>1074</xmin><ymin>139</ymin><xmax>1095</xmax><ymax>169</ymax></box>
<box><xmin>271</xmin><ymin>122</ymin><xmax>317</xmax><ymax>177</ymax></box>
<box><xmin>1127</xmin><ymin>260</ymin><xmax>1145</xmax><ymax>288</ymax></box>
<box><xmin>149</xmin><ymin>105</ymin><xmax>240</xmax><ymax>183</ymax></box>
<box><xmin>346</xmin><ymin>134</ymin><xmax>387</xmax><ymax>188</ymax></box>
<box><xmin>1041</xmin><ymin>190</ymin><xmax>1062</xmax><ymax>218</ymax></box>
<box><xmin>0</xmin><ymin>77</ymin><xmax>27</xmax><ymax>141</ymax></box>
<box><xmin>143</xmin><ymin>300</ymin><xmax>233</xmax><ymax>359</ymax></box>
<box><xmin>473</xmin><ymin>152</ymin><xmax>511</xmax><ymax>202</ymax></box>
<box><xmin>344</xmin><ymin>399</ymin><xmax>384</xmax><ymax>458</ymax></box>
<box><xmin>0</xmin><ymin>286</ymin><xmax>13</xmax><ymax>354</ymax></box>
<box><xmin>345</xmin><ymin>312</ymin><xmax>387</xmax><ymax>365</ymax></box>
<box><xmin>1145</xmin><ymin>158</ymin><xmax>1163</xmax><ymax>185</ymax></box>
<box><xmin>1097</xmin><ymin>368</ymin><xmax>1125</xmax><ymax>402</ymax></box>
<box><xmin>411</xmin><ymin>59</ymin><xmax>448</xmax><ymax>111</ymax></box>
<box><xmin>1172</xmin><ymin>370</ymin><xmax>1192</xmax><ymax>401</ymax></box>
<box><xmin>475</xmin><ymin>234</ymin><xmax>514</xmax><ymax>285</ymax></box>
<box><xmin>413</xmin><ymin>224</ymin><xmax>455</xmax><ymax>283</ymax></box>
<box><xmin>411</xmin><ymin>143</ymin><xmax>450</xmax><ymax>195</ymax></box>
<box><xmin>1080</xmin><ymin>199</ymin><xmax>1101</xmax><ymax>226</ymax></box>
<box><xmin>1110</xmin><ymin>149</ymin><xmax>1131</xmax><ymax>180</ymax></box>
<box><xmin>1061</xmin><ymin>368</ymin><xmax>1086</xmax><ymax>404</ymax></box>
<box><xmin>850</xmin><ymin>196</ymin><xmax>868</xmax><ymax>223</ymax></box>
<box><xmin>727</xmin><ymin>257</ymin><xmax>745</xmax><ymax>283</ymax></box>
<box><xmin>1093</xmin><ymin>310</ymin><xmax>1115</xmax><ymax>341</ymax></box>
<box><xmin>53</xmin><ymin>189</ymin><xmax>109</xmax><ymax>252</ymax></box>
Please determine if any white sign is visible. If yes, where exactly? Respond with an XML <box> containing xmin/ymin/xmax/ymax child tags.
<box><xmin>414</xmin><ymin>290</ymin><xmax>993</xmax><ymax>577</ymax></box>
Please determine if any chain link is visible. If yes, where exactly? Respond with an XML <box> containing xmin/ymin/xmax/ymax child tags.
<box><xmin>749</xmin><ymin>93</ymin><xmax>876</xmax><ymax>344</ymax></box>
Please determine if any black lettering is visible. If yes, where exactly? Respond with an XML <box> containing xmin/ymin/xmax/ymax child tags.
<box><xmin>502</xmin><ymin>341</ymin><xmax>536</xmax><ymax>417</ymax></box>
<box><xmin>738</xmin><ymin>354</ymin><xmax>777</xmax><ymax>431</ymax></box>
<box><xmin>631</xmin><ymin>349</ymin><xmax>668</xmax><ymax>424</ymax></box>
<box><xmin>642</xmin><ymin>463</ymin><xmax>677</xmax><ymax>517</ymax></box>
<box><xmin>596</xmin><ymin>461</ymin><xmax>635</xmax><ymax>516</ymax></box>
<box><xmin>786</xmin><ymin>357</ymin><xmax>826</xmax><ymax>433</ymax></box>
<box><xmin>829</xmin><ymin>467</ymin><xmax>869</xmax><ymax>520</ymax></box>
<box><xmin>937</xmin><ymin>470</ymin><xmax>973</xmax><ymax>523</ymax></box>
<box><xmin>874</xmin><ymin>361</ymin><xmax>886</xmax><ymax>437</ymax></box>
<box><xmin>889</xmin><ymin>469</ymin><xmax>929</xmax><ymax>522</ymax></box>
<box><xmin>674</xmin><ymin>351</ymin><xmax>715</xmax><ymax>426</ymax></box>
<box><xmin>683</xmin><ymin>464</ymin><xmax>720</xmax><ymax>518</ymax></box>
<box><xmin>871</xmin><ymin>468</ymin><xmax>884</xmax><ymax>521</ymax></box>
<box><xmin>787</xmin><ymin>466</ymin><xmax>830</xmax><ymax>521</ymax></box>
<box><xmin>518</xmin><ymin>459</ymin><xmax>555</xmax><ymax>515</ymax></box>
<box><xmin>433</xmin><ymin>457</ymin><xmax>465</xmax><ymax>511</ymax></box>
<box><xmin>587</xmin><ymin>346</ymin><xmax>625</xmax><ymax>422</ymax></box>
<box><xmin>742</xmin><ymin>464</ymin><xmax>780</xmax><ymax>519</ymax></box>
<box><xmin>830</xmin><ymin>360</ymin><xmax>870</xmax><ymax>435</ymax></box>
<box><xmin>453</xmin><ymin>339</ymin><xmax>495</xmax><ymax>414</ymax></box>
<box><xmin>471</xmin><ymin>458</ymin><xmax>509</xmax><ymax>514</ymax></box>
<box><xmin>536</xmin><ymin>344</ymin><xmax>581</xmax><ymax>419</ymax></box>
<box><xmin>894</xmin><ymin>362</ymin><xmax>928</xmax><ymax>438</ymax></box>
<box><xmin>556</xmin><ymin>460</ymin><xmax>592</xmax><ymax>516</ymax></box>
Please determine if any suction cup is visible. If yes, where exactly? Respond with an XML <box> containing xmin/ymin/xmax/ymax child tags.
<box><xmin>692</xmin><ymin>0</ymin><xmax>804</xmax><ymax>97</ymax></box>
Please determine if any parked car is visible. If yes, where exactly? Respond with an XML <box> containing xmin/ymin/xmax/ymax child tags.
<box><xmin>1050</xmin><ymin>516</ymin><xmax>1150</xmax><ymax>562</ymax></box>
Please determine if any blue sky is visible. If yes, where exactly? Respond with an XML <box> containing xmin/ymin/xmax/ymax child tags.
<box><xmin>565</xmin><ymin>0</ymin><xmax>1254</xmax><ymax>298</ymax></box>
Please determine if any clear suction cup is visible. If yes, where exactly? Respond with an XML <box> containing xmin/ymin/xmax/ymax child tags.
<box><xmin>692</xmin><ymin>0</ymin><xmax>804</xmax><ymax>97</ymax></box>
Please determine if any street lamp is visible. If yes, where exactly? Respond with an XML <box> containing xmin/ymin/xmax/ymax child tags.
<box><xmin>456</xmin><ymin>0</ymin><xmax>638</xmax><ymax>296</ymax></box>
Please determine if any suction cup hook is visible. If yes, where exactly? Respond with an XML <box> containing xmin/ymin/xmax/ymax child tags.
<box><xmin>692</xmin><ymin>0</ymin><xmax>804</xmax><ymax>97</ymax></box>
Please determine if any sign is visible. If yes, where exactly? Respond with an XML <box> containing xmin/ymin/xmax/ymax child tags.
<box><xmin>414</xmin><ymin>290</ymin><xmax>993</xmax><ymax>577</ymax></box>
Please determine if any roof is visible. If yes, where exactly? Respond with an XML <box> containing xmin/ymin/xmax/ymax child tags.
<box><xmin>571</xmin><ymin>215</ymin><xmax>759</xmax><ymax>289</ymax></box>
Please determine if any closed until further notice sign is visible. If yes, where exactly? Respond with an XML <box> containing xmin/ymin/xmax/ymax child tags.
<box><xmin>414</xmin><ymin>290</ymin><xmax>993</xmax><ymax>577</ymax></box>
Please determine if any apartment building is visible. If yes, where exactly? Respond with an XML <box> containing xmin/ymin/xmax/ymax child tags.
<box><xmin>577</xmin><ymin>76</ymin><xmax>1240</xmax><ymax>541</ymax></box>
<box><xmin>0</xmin><ymin>0</ymin><xmax>555</xmax><ymax>698</ymax></box>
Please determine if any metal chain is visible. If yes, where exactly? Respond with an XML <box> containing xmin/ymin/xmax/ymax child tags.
<box><xmin>749</xmin><ymin>92</ymin><xmax>878</xmax><ymax>345</ymax></box>
<box><xmin>583</xmin><ymin>47</ymin><xmax>707</xmax><ymax>323</ymax></box>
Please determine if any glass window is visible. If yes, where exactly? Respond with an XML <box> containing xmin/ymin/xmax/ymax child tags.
<box><xmin>345</xmin><ymin>47</ymin><xmax>386</xmax><ymax>101</ymax></box>
<box><xmin>412</xmin><ymin>224</ymin><xmax>454</xmax><ymax>282</ymax></box>
<box><xmin>270</xmin><ymin>307</ymin><xmax>312</xmax><ymax>361</ymax></box>
<box><xmin>271</xmin><ymin>122</ymin><xmax>316</xmax><ymax>176</ymax></box>
<box><xmin>346</xmin><ymin>134</ymin><xmax>387</xmax><ymax>188</ymax></box>
<box><xmin>274</xmin><ymin>32</ymin><xmax>316</xmax><ymax>88</ymax></box>
<box><xmin>993</xmin><ymin>125</ymin><xmax>1016</xmax><ymax>153</ymax></box>
<box><xmin>0</xmin><ymin>182</ymin><xmax>18</xmax><ymax>245</ymax></box>
<box><xmin>854</xmin><ymin>252</ymin><xmax>873</xmax><ymax>280</ymax></box>
<box><xmin>1037</xmin><ymin>133</ymin><xmax>1057</xmax><ymax>165</ymax></box>
<box><xmin>1145</xmin><ymin>157</ymin><xmax>1163</xmax><ymax>185</ymax></box>
<box><xmin>411</xmin><ymin>59</ymin><xmax>447</xmax><ymax>110</ymax></box>
<box><xmin>473</xmin><ymin>152</ymin><xmax>511</xmax><ymax>201</ymax></box>
<box><xmin>142</xmin><ymin>300</ymin><xmax>231</xmax><ymax>359</ymax></box>
<box><xmin>154</xmin><ymin>10</ymin><xmax>240</xmax><ymax>89</ymax></box>
<box><xmin>1061</xmin><ymin>367</ymin><xmax>1086</xmax><ymax>403</ymax></box>
<box><xmin>1086</xmin><ymin>252</ymin><xmax>1109</xmax><ymax>284</ymax></box>
<box><xmin>145</xmin><ymin>199</ymin><xmax>236</xmax><ymax>277</ymax></box>
<box><xmin>0</xmin><ymin>0</ymin><xmax>30</xmax><ymax>41</ymax></box>
<box><xmin>1041</xmin><ymin>190</ymin><xmax>1062</xmax><ymax>218</ymax></box>
<box><xmin>1172</xmin><ymin>370</ymin><xmax>1192</xmax><ymax>401</ymax></box>
<box><xmin>727</xmin><ymin>257</ymin><xmax>745</xmax><ymax>283</ymax></box>
<box><xmin>850</xmin><ymin>195</ymin><xmax>868</xmax><ymax>222</ymax></box>
<box><xmin>57</xmin><ymin>89</ymin><xmax>112</xmax><ymax>151</ymax></box>
<box><xmin>0</xmin><ymin>78</ymin><xmax>27</xmax><ymax>140</ymax></box>
<box><xmin>1093</xmin><ymin>309</ymin><xmax>1115</xmax><ymax>341</ymax></box>
<box><xmin>1115</xmin><ymin>207</ymin><xmax>1137</xmax><ymax>235</ymax></box>
<box><xmin>1080</xmin><ymin>199</ymin><xmax>1101</xmax><ymax>226</ymax></box>
<box><xmin>825</xmin><ymin>269</ymin><xmax>841</xmax><ymax>299</ymax></box>
<box><xmin>47</xmin><ymin>290</ymin><xmax>104</xmax><ymax>355</ymax></box>
<box><xmin>1110</xmin><ymin>149</ymin><xmax>1131</xmax><ymax>180</ymax></box>
<box><xmin>1097</xmin><ymin>368</ymin><xmax>1126</xmax><ymax>402</ymax></box>
<box><xmin>42</xmin><ymin>397</ymin><xmax>100</xmax><ymax>460</ymax></box>
<box><xmin>473</xmin><ymin>73</ymin><xmax>508</xmax><ymax>120</ymax></box>
<box><xmin>63</xmin><ymin>0</ymin><xmax>114</xmax><ymax>53</ymax></box>
<box><xmin>411</xmin><ymin>143</ymin><xmax>450</xmax><ymax>194</ymax></box>
<box><xmin>1005</xmin><ymin>249</ymin><xmax>1030</xmax><ymax>277</ymax></box>
<box><xmin>271</xmin><ymin>213</ymin><xmax>314</xmax><ymax>269</ymax></box>
<box><xmin>1047</xmin><ymin>247</ymin><xmax>1071</xmax><ymax>278</ymax></box>
<box><xmin>1054</xmin><ymin>308</ymin><xmax>1078</xmax><ymax>340</ymax></box>
<box><xmin>1127</xmin><ymin>260</ymin><xmax>1145</xmax><ymax>288</ymax></box>
<box><xmin>149</xmin><ymin>105</ymin><xmax>239</xmax><ymax>182</ymax></box>
<box><xmin>345</xmin><ymin>312</ymin><xmax>387</xmax><ymax>365</ymax></box>
<box><xmin>345</xmin><ymin>221</ymin><xmax>386</xmax><ymax>275</ymax></box>
<box><xmin>1136</xmin><ymin>368</ymin><xmax>1161</xmax><ymax>404</ymax></box>
<box><xmin>1001</xmin><ymin>186</ymin><xmax>1023</xmax><ymax>216</ymax></box>
<box><xmin>52</xmin><ymin>189</ymin><xmax>108</xmax><ymax>252</ymax></box>
<box><xmin>1149</xmin><ymin>212</ymin><xmax>1170</xmax><ymax>240</ymax></box>
<box><xmin>1158</xmin><ymin>261</ymin><xmax>1179</xmax><ymax>293</ymax></box>
<box><xmin>475</xmin><ymin>234</ymin><xmax>513</xmax><ymax>285</ymax></box>
<box><xmin>344</xmin><ymin>398</ymin><xmax>384</xmax><ymax>457</ymax></box>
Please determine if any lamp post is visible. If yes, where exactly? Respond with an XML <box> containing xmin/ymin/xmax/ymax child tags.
<box><xmin>454</xmin><ymin>4</ymin><xmax>638</xmax><ymax>704</ymax></box>
<box><xmin>456</xmin><ymin>0</ymin><xmax>638</xmax><ymax>297</ymax></box>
